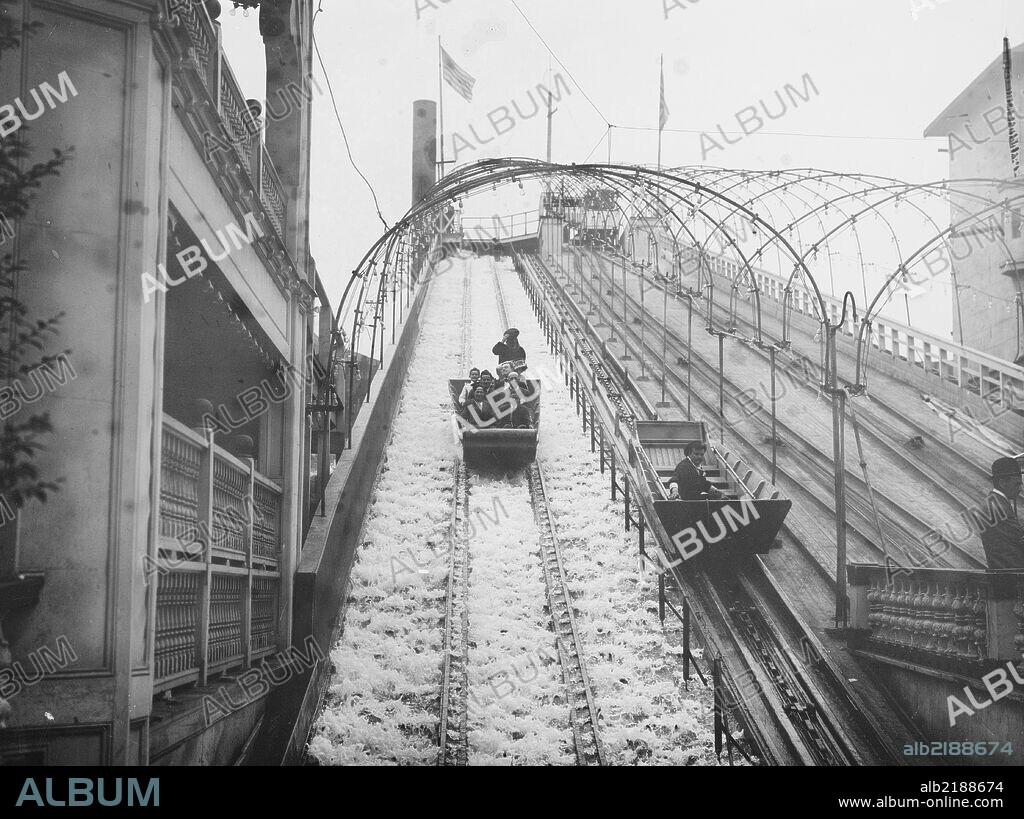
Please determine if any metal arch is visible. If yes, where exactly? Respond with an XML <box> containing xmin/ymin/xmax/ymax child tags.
<box><xmin>853</xmin><ymin>192</ymin><xmax>1024</xmax><ymax>384</ymax></box>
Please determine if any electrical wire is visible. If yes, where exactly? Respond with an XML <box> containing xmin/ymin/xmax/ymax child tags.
<box><xmin>311</xmin><ymin>7</ymin><xmax>389</xmax><ymax>231</ymax></box>
<box><xmin>613</xmin><ymin>123</ymin><xmax>947</xmax><ymax>144</ymax></box>
<box><xmin>582</xmin><ymin>126</ymin><xmax>611</xmax><ymax>163</ymax></box>
<box><xmin>507</xmin><ymin>0</ymin><xmax>610</xmax><ymax>128</ymax></box>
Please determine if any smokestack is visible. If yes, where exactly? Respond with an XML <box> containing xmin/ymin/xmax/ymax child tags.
<box><xmin>412</xmin><ymin>100</ymin><xmax>437</xmax><ymax>206</ymax></box>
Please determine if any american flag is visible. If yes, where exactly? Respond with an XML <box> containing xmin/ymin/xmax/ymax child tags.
<box><xmin>442</xmin><ymin>47</ymin><xmax>476</xmax><ymax>103</ymax></box>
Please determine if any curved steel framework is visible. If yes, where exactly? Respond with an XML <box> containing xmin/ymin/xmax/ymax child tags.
<box><xmin>325</xmin><ymin>159</ymin><xmax>1024</xmax><ymax>624</ymax></box>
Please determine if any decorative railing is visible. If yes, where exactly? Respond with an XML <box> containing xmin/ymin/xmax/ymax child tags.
<box><xmin>667</xmin><ymin>236</ymin><xmax>1024</xmax><ymax>409</ymax></box>
<box><xmin>460</xmin><ymin>210</ymin><xmax>540</xmax><ymax>242</ymax></box>
<box><xmin>153</xmin><ymin>415</ymin><xmax>283</xmax><ymax>693</ymax></box>
<box><xmin>848</xmin><ymin>564</ymin><xmax>1024</xmax><ymax>679</ymax></box>
<box><xmin>164</xmin><ymin>1</ymin><xmax>289</xmax><ymax>243</ymax></box>
<box><xmin>740</xmin><ymin>259</ymin><xmax>1024</xmax><ymax>408</ymax></box>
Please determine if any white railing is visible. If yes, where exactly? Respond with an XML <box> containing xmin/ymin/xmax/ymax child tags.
<box><xmin>741</xmin><ymin>265</ymin><xmax>1024</xmax><ymax>403</ymax></box>
<box><xmin>459</xmin><ymin>210</ymin><xmax>540</xmax><ymax>242</ymax></box>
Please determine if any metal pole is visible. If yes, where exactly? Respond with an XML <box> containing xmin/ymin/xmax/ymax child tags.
<box><xmin>658</xmin><ymin>284</ymin><xmax>669</xmax><ymax>406</ymax></box>
<box><xmin>366</xmin><ymin>321</ymin><xmax>377</xmax><ymax>403</ymax></box>
<box><xmin>770</xmin><ymin>346</ymin><xmax>778</xmax><ymax>485</ymax></box>
<box><xmin>686</xmin><ymin>296</ymin><xmax>693</xmax><ymax>420</ymax></box>
<box><xmin>829</xmin><ymin>328</ymin><xmax>849</xmax><ymax>628</ymax></box>
<box><xmin>608</xmin><ymin>253</ymin><xmax>616</xmax><ymax>342</ymax></box>
<box><xmin>639</xmin><ymin>264</ymin><xmax>647</xmax><ymax>380</ymax></box>
<box><xmin>683</xmin><ymin>599</ymin><xmax>691</xmax><ymax>686</ymax></box>
<box><xmin>346</xmin><ymin>355</ymin><xmax>355</xmax><ymax>450</ymax></box>
<box><xmin>718</xmin><ymin>334</ymin><xmax>725</xmax><ymax>443</ymax></box>
<box><xmin>622</xmin><ymin>255</ymin><xmax>632</xmax><ymax>360</ymax></box>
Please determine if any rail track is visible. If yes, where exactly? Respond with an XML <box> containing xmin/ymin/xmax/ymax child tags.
<box><xmin>437</xmin><ymin>459</ymin><xmax>471</xmax><ymax>766</ymax></box>
<box><xmin>594</xmin><ymin>248</ymin><xmax>997</xmax><ymax>552</ymax></box>
<box><xmin>517</xmin><ymin>250</ymin><xmax>901</xmax><ymax>765</ymax></box>
<box><xmin>527</xmin><ymin>462</ymin><xmax>607</xmax><ymax>765</ymax></box>
<box><xmin>687</xmin><ymin>269</ymin><xmax>994</xmax><ymax>497</ymax></box>
<box><xmin>439</xmin><ymin>260</ymin><xmax>473</xmax><ymax>766</ymax></box>
<box><xmin>494</xmin><ymin>256</ymin><xmax>607</xmax><ymax>765</ymax></box>
<box><xmin>575</xmin><ymin>252</ymin><xmax>984</xmax><ymax>572</ymax></box>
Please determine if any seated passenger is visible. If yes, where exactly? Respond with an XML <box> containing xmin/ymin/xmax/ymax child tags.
<box><xmin>507</xmin><ymin>370</ymin><xmax>538</xmax><ymax>402</ymax></box>
<box><xmin>668</xmin><ymin>442</ymin><xmax>725</xmax><ymax>500</ymax></box>
<box><xmin>478</xmin><ymin>370</ymin><xmax>496</xmax><ymax>396</ymax></box>
<box><xmin>458</xmin><ymin>367</ymin><xmax>482</xmax><ymax>406</ymax></box>
<box><xmin>498</xmin><ymin>387</ymin><xmax>533</xmax><ymax>429</ymax></box>
<box><xmin>495</xmin><ymin>363</ymin><xmax>512</xmax><ymax>385</ymax></box>
<box><xmin>463</xmin><ymin>386</ymin><xmax>496</xmax><ymax>428</ymax></box>
<box><xmin>507</xmin><ymin>396</ymin><xmax>533</xmax><ymax>429</ymax></box>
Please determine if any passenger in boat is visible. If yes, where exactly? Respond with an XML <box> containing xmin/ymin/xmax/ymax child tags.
<box><xmin>668</xmin><ymin>441</ymin><xmax>725</xmax><ymax>501</ymax></box>
<box><xmin>492</xmin><ymin>328</ymin><xmax>527</xmax><ymax>373</ymax></box>
<box><xmin>495</xmin><ymin>363</ymin><xmax>512</xmax><ymax>385</ymax></box>
<box><xmin>457</xmin><ymin>367</ymin><xmax>482</xmax><ymax>406</ymax></box>
<box><xmin>499</xmin><ymin>386</ymin><xmax>533</xmax><ymax>429</ymax></box>
<box><xmin>978</xmin><ymin>457</ymin><xmax>1024</xmax><ymax>570</ymax></box>
<box><xmin>463</xmin><ymin>386</ymin><xmax>496</xmax><ymax>428</ymax></box>
<box><xmin>477</xmin><ymin>370</ymin><xmax>496</xmax><ymax>396</ymax></box>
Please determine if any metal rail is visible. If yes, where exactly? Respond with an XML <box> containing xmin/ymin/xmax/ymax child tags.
<box><xmin>716</xmin><ymin>574</ymin><xmax>856</xmax><ymax>766</ymax></box>
<box><xmin>493</xmin><ymin>253</ymin><xmax>607</xmax><ymax>765</ymax></box>
<box><xmin>527</xmin><ymin>462</ymin><xmax>607</xmax><ymax>766</ymax></box>
<box><xmin>437</xmin><ymin>464</ymin><xmax>472</xmax><ymax>767</ymax></box>
<box><xmin>648</xmin><ymin>264</ymin><xmax>996</xmax><ymax>514</ymax></box>
<box><xmin>439</xmin><ymin>261</ymin><xmax>473</xmax><ymax>766</ymax></box>
<box><xmin>581</xmin><ymin>256</ymin><xmax>985</xmax><ymax>572</ymax></box>
<box><xmin>519</xmin><ymin>250</ymin><xmax>903</xmax><ymax>765</ymax></box>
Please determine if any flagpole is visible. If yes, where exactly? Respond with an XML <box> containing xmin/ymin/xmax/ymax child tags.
<box><xmin>545</xmin><ymin>89</ymin><xmax>554</xmax><ymax>162</ymax></box>
<box><xmin>438</xmin><ymin>36</ymin><xmax>446</xmax><ymax>180</ymax></box>
<box><xmin>657</xmin><ymin>54</ymin><xmax>664</xmax><ymax>170</ymax></box>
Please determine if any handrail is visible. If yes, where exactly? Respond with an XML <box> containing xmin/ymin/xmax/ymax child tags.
<box><xmin>635</xmin><ymin>444</ymin><xmax>669</xmax><ymax>500</ymax></box>
<box><xmin>694</xmin><ymin>239</ymin><xmax>1024</xmax><ymax>398</ymax></box>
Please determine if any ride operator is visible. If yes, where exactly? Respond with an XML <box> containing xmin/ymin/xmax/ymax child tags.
<box><xmin>492</xmin><ymin>328</ymin><xmax>527</xmax><ymax>373</ymax></box>
<box><xmin>668</xmin><ymin>441</ymin><xmax>726</xmax><ymax>501</ymax></box>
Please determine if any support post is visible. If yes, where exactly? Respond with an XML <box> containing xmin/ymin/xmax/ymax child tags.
<box><xmin>718</xmin><ymin>334</ymin><xmax>725</xmax><ymax>443</ymax></box>
<box><xmin>829</xmin><ymin>327</ymin><xmax>849</xmax><ymax>628</ymax></box>
<box><xmin>686</xmin><ymin>296</ymin><xmax>693</xmax><ymax>420</ymax></box>
<box><xmin>770</xmin><ymin>346</ymin><xmax>778</xmax><ymax>485</ymax></box>
<box><xmin>657</xmin><ymin>284</ymin><xmax>670</xmax><ymax>407</ymax></box>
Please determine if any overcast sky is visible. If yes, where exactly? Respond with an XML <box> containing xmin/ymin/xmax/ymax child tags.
<box><xmin>218</xmin><ymin>0</ymin><xmax>1023</xmax><ymax>330</ymax></box>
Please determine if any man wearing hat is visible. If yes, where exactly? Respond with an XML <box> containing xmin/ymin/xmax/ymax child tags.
<box><xmin>492</xmin><ymin>328</ymin><xmax>527</xmax><ymax>373</ymax></box>
<box><xmin>978</xmin><ymin>457</ymin><xmax>1024</xmax><ymax>570</ymax></box>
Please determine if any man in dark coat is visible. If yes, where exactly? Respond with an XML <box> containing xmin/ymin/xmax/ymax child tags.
<box><xmin>668</xmin><ymin>441</ymin><xmax>725</xmax><ymax>501</ymax></box>
<box><xmin>492</xmin><ymin>328</ymin><xmax>527</xmax><ymax>372</ymax></box>
<box><xmin>978</xmin><ymin>457</ymin><xmax>1024</xmax><ymax>570</ymax></box>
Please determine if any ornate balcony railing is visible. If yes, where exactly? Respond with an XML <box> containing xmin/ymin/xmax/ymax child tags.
<box><xmin>153</xmin><ymin>415</ymin><xmax>282</xmax><ymax>693</ymax></box>
<box><xmin>848</xmin><ymin>564</ymin><xmax>1024</xmax><ymax>679</ymax></box>
<box><xmin>160</xmin><ymin>1</ymin><xmax>289</xmax><ymax>244</ymax></box>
